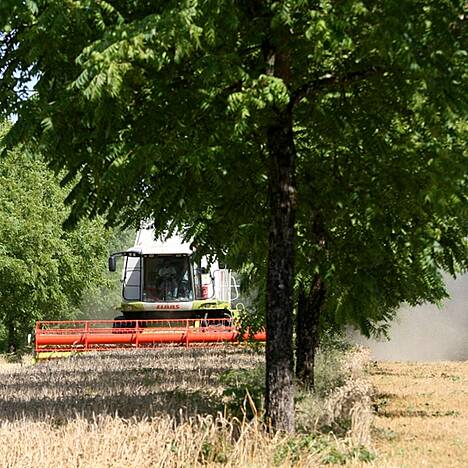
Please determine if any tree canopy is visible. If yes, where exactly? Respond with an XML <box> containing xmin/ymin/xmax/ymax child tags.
<box><xmin>0</xmin><ymin>123</ymin><xmax>112</xmax><ymax>351</ymax></box>
<box><xmin>1</xmin><ymin>0</ymin><xmax>466</xmax><ymax>430</ymax></box>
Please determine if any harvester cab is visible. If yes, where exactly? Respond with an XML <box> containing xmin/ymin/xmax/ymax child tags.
<box><xmin>108</xmin><ymin>229</ymin><xmax>238</xmax><ymax>324</ymax></box>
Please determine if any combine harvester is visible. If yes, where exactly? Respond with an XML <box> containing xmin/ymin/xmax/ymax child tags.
<box><xmin>35</xmin><ymin>229</ymin><xmax>265</xmax><ymax>358</ymax></box>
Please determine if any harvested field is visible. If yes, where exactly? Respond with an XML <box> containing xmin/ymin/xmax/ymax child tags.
<box><xmin>370</xmin><ymin>361</ymin><xmax>468</xmax><ymax>468</ymax></box>
<box><xmin>3</xmin><ymin>348</ymin><xmax>465</xmax><ymax>466</ymax></box>
<box><xmin>0</xmin><ymin>348</ymin><xmax>262</xmax><ymax>422</ymax></box>
<box><xmin>0</xmin><ymin>347</ymin><xmax>374</xmax><ymax>467</ymax></box>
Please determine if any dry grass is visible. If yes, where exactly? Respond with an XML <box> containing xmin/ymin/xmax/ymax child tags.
<box><xmin>327</xmin><ymin>347</ymin><xmax>373</xmax><ymax>446</ymax></box>
<box><xmin>0</xmin><ymin>346</ymin><xmax>374</xmax><ymax>467</ymax></box>
<box><xmin>0</xmin><ymin>414</ymin><xmax>325</xmax><ymax>467</ymax></box>
<box><xmin>370</xmin><ymin>360</ymin><xmax>468</xmax><ymax>468</ymax></box>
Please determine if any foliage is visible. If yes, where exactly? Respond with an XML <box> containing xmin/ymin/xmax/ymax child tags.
<box><xmin>295</xmin><ymin>114</ymin><xmax>468</xmax><ymax>335</ymax></box>
<box><xmin>0</xmin><ymin>124</ymin><xmax>111</xmax><ymax>351</ymax></box>
<box><xmin>273</xmin><ymin>434</ymin><xmax>375</xmax><ymax>466</ymax></box>
<box><xmin>220</xmin><ymin>366</ymin><xmax>265</xmax><ymax>420</ymax></box>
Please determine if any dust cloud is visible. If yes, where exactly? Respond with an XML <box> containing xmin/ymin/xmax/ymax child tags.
<box><xmin>355</xmin><ymin>274</ymin><xmax>468</xmax><ymax>361</ymax></box>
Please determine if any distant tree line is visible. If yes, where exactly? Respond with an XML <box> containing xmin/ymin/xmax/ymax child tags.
<box><xmin>0</xmin><ymin>123</ymin><xmax>130</xmax><ymax>352</ymax></box>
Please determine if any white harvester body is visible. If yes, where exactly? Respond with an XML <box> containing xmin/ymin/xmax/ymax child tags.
<box><xmin>109</xmin><ymin>228</ymin><xmax>238</xmax><ymax>321</ymax></box>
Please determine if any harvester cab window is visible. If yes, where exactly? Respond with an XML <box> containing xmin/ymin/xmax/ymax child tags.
<box><xmin>143</xmin><ymin>255</ymin><xmax>193</xmax><ymax>302</ymax></box>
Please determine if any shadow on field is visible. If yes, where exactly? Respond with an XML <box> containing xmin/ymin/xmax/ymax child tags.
<box><xmin>0</xmin><ymin>389</ymin><xmax>222</xmax><ymax>422</ymax></box>
<box><xmin>0</xmin><ymin>366</ymin><xmax>230</xmax><ymax>391</ymax></box>
<box><xmin>0</xmin><ymin>348</ymin><xmax>263</xmax><ymax>423</ymax></box>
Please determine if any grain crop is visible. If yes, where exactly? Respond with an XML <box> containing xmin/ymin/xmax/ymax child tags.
<box><xmin>0</xmin><ymin>348</ymin><xmax>261</xmax><ymax>422</ymax></box>
<box><xmin>0</xmin><ymin>346</ymin><xmax>374</xmax><ymax>466</ymax></box>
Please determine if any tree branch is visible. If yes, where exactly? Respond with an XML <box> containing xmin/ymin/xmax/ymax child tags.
<box><xmin>291</xmin><ymin>66</ymin><xmax>387</xmax><ymax>108</ymax></box>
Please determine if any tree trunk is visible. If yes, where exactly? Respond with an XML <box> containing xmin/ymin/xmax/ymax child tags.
<box><xmin>265</xmin><ymin>106</ymin><xmax>297</xmax><ymax>432</ymax></box>
<box><xmin>295</xmin><ymin>275</ymin><xmax>326</xmax><ymax>389</ymax></box>
<box><xmin>6</xmin><ymin>320</ymin><xmax>17</xmax><ymax>353</ymax></box>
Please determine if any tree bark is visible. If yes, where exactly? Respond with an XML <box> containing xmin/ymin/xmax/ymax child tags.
<box><xmin>295</xmin><ymin>275</ymin><xmax>326</xmax><ymax>389</ymax></box>
<box><xmin>265</xmin><ymin>106</ymin><xmax>296</xmax><ymax>432</ymax></box>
